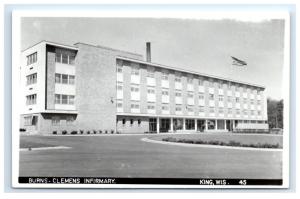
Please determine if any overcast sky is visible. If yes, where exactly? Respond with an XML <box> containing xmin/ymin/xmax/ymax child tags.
<box><xmin>21</xmin><ymin>17</ymin><xmax>285</xmax><ymax>100</ymax></box>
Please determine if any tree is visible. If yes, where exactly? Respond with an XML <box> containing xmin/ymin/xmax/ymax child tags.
<box><xmin>267</xmin><ymin>98</ymin><xmax>284</xmax><ymax>129</ymax></box>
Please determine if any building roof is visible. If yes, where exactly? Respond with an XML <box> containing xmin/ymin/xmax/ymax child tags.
<box><xmin>117</xmin><ymin>56</ymin><xmax>266</xmax><ymax>89</ymax></box>
<box><xmin>22</xmin><ymin>40</ymin><xmax>78</xmax><ymax>52</ymax></box>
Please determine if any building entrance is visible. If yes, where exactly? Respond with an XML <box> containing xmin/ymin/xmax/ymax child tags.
<box><xmin>160</xmin><ymin>118</ymin><xmax>170</xmax><ymax>133</ymax></box>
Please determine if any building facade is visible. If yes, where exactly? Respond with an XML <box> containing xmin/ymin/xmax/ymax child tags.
<box><xmin>20</xmin><ymin>41</ymin><xmax>268</xmax><ymax>134</ymax></box>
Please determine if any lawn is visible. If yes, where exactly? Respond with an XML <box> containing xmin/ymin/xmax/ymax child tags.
<box><xmin>19</xmin><ymin>134</ymin><xmax>282</xmax><ymax>179</ymax></box>
<box><xmin>20</xmin><ymin>136</ymin><xmax>59</xmax><ymax>149</ymax></box>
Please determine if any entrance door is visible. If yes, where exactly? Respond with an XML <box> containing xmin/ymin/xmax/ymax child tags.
<box><xmin>226</xmin><ymin>120</ymin><xmax>231</xmax><ymax>131</ymax></box>
<box><xmin>197</xmin><ymin>120</ymin><xmax>205</xmax><ymax>132</ymax></box>
<box><xmin>149</xmin><ymin>118</ymin><xmax>157</xmax><ymax>132</ymax></box>
<box><xmin>32</xmin><ymin>115</ymin><xmax>38</xmax><ymax>130</ymax></box>
<box><xmin>160</xmin><ymin>118</ymin><xmax>170</xmax><ymax>133</ymax></box>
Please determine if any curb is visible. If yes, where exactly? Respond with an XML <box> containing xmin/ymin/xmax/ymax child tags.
<box><xmin>20</xmin><ymin>146</ymin><xmax>71</xmax><ymax>151</ymax></box>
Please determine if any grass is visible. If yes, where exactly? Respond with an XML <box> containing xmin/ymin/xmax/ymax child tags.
<box><xmin>19</xmin><ymin>140</ymin><xmax>57</xmax><ymax>149</ymax></box>
<box><xmin>161</xmin><ymin>137</ymin><xmax>281</xmax><ymax>149</ymax></box>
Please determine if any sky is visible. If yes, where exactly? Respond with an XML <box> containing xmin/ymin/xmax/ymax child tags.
<box><xmin>21</xmin><ymin>17</ymin><xmax>285</xmax><ymax>100</ymax></box>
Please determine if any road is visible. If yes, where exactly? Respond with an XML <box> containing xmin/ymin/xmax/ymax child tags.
<box><xmin>19</xmin><ymin>134</ymin><xmax>282</xmax><ymax>179</ymax></box>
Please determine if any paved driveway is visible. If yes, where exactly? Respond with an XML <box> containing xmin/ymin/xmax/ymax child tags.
<box><xmin>19</xmin><ymin>134</ymin><xmax>282</xmax><ymax>179</ymax></box>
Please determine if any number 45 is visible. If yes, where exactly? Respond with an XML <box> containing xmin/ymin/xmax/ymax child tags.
<box><xmin>239</xmin><ymin>180</ymin><xmax>247</xmax><ymax>185</ymax></box>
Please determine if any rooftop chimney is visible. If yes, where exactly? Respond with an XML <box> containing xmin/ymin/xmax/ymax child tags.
<box><xmin>146</xmin><ymin>42</ymin><xmax>151</xmax><ymax>62</ymax></box>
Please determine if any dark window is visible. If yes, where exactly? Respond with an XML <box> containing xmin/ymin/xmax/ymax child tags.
<box><xmin>138</xmin><ymin>119</ymin><xmax>141</xmax><ymax>126</ymax></box>
<box><xmin>62</xmin><ymin>95</ymin><xmax>68</xmax><ymax>104</ymax></box>
<box><xmin>62</xmin><ymin>74</ymin><xmax>68</xmax><ymax>84</ymax></box>
<box><xmin>130</xmin><ymin>119</ymin><xmax>134</xmax><ymax>125</ymax></box>
<box><xmin>122</xmin><ymin>119</ymin><xmax>126</xmax><ymax>125</ymax></box>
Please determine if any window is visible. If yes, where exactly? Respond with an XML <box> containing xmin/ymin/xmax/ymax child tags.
<box><xmin>122</xmin><ymin>119</ymin><xmax>126</xmax><ymax>125</ymax></box>
<box><xmin>257</xmin><ymin>100</ymin><xmax>261</xmax><ymax>105</ymax></box>
<box><xmin>69</xmin><ymin>75</ymin><xmax>75</xmax><ymax>85</ymax></box>
<box><xmin>130</xmin><ymin>119</ymin><xmax>134</xmax><ymax>126</ymax></box>
<box><xmin>175</xmin><ymin>91</ymin><xmax>181</xmax><ymax>97</ymax></box>
<box><xmin>62</xmin><ymin>74</ymin><xmax>68</xmax><ymax>84</ymax></box>
<box><xmin>251</xmin><ymin>110</ymin><xmax>254</xmax><ymax>115</ymax></box>
<box><xmin>258</xmin><ymin>111</ymin><xmax>261</xmax><ymax>115</ymax></box>
<box><xmin>131</xmin><ymin>85</ymin><xmax>139</xmax><ymax>92</ymax></box>
<box><xmin>235</xmin><ymin>86</ymin><xmax>239</xmax><ymax>91</ymax></box>
<box><xmin>162</xmin><ymin>104</ymin><xmax>169</xmax><ymax>110</ymax></box>
<box><xmin>187</xmin><ymin>106</ymin><xmax>193</xmax><ymax>113</ymax></box>
<box><xmin>55</xmin><ymin>94</ymin><xmax>61</xmax><ymax>104</ymax></box>
<box><xmin>219</xmin><ymin>95</ymin><xmax>224</xmax><ymax>101</ymax></box>
<box><xmin>175</xmin><ymin>76</ymin><xmax>181</xmax><ymax>82</ymax></box>
<box><xmin>26</xmin><ymin>94</ymin><xmax>37</xmax><ymax>105</ymax></box>
<box><xmin>62</xmin><ymin>95</ymin><xmax>68</xmax><ymax>104</ymax></box>
<box><xmin>26</xmin><ymin>73</ymin><xmax>37</xmax><ymax>85</ymax></box>
<box><xmin>52</xmin><ymin>116</ymin><xmax>60</xmax><ymax>126</ymax></box>
<box><xmin>138</xmin><ymin>119</ymin><xmax>141</xmax><ymax>126</ymax></box>
<box><xmin>218</xmin><ymin>81</ymin><xmax>223</xmax><ymax>89</ymax></box>
<box><xmin>175</xmin><ymin>106</ymin><xmax>182</xmax><ymax>111</ymax></box>
<box><xmin>243</xmin><ymin>110</ymin><xmax>248</xmax><ymax>115</ymax></box>
<box><xmin>199</xmin><ymin>79</ymin><xmax>204</xmax><ymax>86</ymax></box>
<box><xmin>236</xmin><ymin>109</ymin><xmax>240</xmax><ymax>115</ymax></box>
<box><xmin>209</xmin><ymin>81</ymin><xmax>214</xmax><ymax>87</ymax></box>
<box><xmin>209</xmin><ymin>107</ymin><xmax>214</xmax><ymax>113</ymax></box>
<box><xmin>147</xmin><ymin>71</ymin><xmax>154</xmax><ymax>78</ymax></box>
<box><xmin>185</xmin><ymin>119</ymin><xmax>195</xmax><ymax>130</ymax></box>
<box><xmin>228</xmin><ymin>108</ymin><xmax>232</xmax><ymax>114</ymax></box>
<box><xmin>117</xmin><ymin>66</ymin><xmax>123</xmax><ymax>73</ymax></box>
<box><xmin>24</xmin><ymin>116</ymin><xmax>32</xmax><ymax>126</ymax></box>
<box><xmin>199</xmin><ymin>106</ymin><xmax>204</xmax><ymax>112</ymax></box>
<box><xmin>219</xmin><ymin>108</ymin><xmax>224</xmax><ymax>114</ymax></box>
<box><xmin>250</xmin><ymin>99</ymin><xmax>254</xmax><ymax>104</ymax></box>
<box><xmin>27</xmin><ymin>52</ymin><xmax>37</xmax><ymax>65</ymax></box>
<box><xmin>187</xmin><ymin>92</ymin><xmax>193</xmax><ymax>98</ymax></box>
<box><xmin>55</xmin><ymin>94</ymin><xmax>75</xmax><ymax>105</ymax></box>
<box><xmin>55</xmin><ymin>73</ymin><xmax>75</xmax><ymax>85</ymax></box>
<box><xmin>162</xmin><ymin>90</ymin><xmax>169</xmax><ymax>96</ymax></box>
<box><xmin>117</xmin><ymin>100</ymin><xmax>123</xmax><ymax>108</ymax></box>
<box><xmin>55</xmin><ymin>50</ymin><xmax>75</xmax><ymax>65</ymax></box>
<box><xmin>162</xmin><ymin>72</ymin><xmax>168</xmax><ymax>80</ymax></box>
<box><xmin>199</xmin><ymin>92</ymin><xmax>204</xmax><ymax>100</ymax></box>
<box><xmin>187</xmin><ymin>78</ymin><xmax>193</xmax><ymax>84</ymax></box>
<box><xmin>69</xmin><ymin>95</ymin><xmax>75</xmax><ymax>105</ymax></box>
<box><xmin>243</xmin><ymin>98</ymin><xmax>247</xmax><ymax>103</ymax></box>
<box><xmin>131</xmin><ymin>101</ymin><xmax>140</xmax><ymax>109</ymax></box>
<box><xmin>66</xmin><ymin>116</ymin><xmax>74</xmax><ymax>125</ymax></box>
<box><xmin>236</xmin><ymin>97</ymin><xmax>240</xmax><ymax>103</ymax></box>
<box><xmin>131</xmin><ymin>68</ymin><xmax>139</xmax><ymax>76</ymax></box>
<box><xmin>117</xmin><ymin>83</ymin><xmax>123</xmax><ymax>90</ymax></box>
<box><xmin>147</xmin><ymin>103</ymin><xmax>155</xmax><ymax>110</ymax></box>
<box><xmin>209</xmin><ymin>94</ymin><xmax>214</xmax><ymax>100</ymax></box>
<box><xmin>227</xmin><ymin>96</ymin><xmax>231</xmax><ymax>102</ymax></box>
<box><xmin>55</xmin><ymin>74</ymin><xmax>61</xmax><ymax>83</ymax></box>
<box><xmin>147</xmin><ymin>87</ymin><xmax>155</xmax><ymax>94</ymax></box>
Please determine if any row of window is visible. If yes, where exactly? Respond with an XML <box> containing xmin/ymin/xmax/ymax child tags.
<box><xmin>116</xmin><ymin>101</ymin><xmax>262</xmax><ymax>115</ymax></box>
<box><xmin>26</xmin><ymin>94</ymin><xmax>37</xmax><ymax>105</ymax></box>
<box><xmin>26</xmin><ymin>73</ymin><xmax>37</xmax><ymax>85</ymax></box>
<box><xmin>26</xmin><ymin>52</ymin><xmax>37</xmax><ymax>65</ymax></box>
<box><xmin>55</xmin><ymin>73</ymin><xmax>75</xmax><ymax>85</ymax></box>
<box><xmin>52</xmin><ymin>116</ymin><xmax>74</xmax><ymax>126</ymax></box>
<box><xmin>55</xmin><ymin>51</ymin><xmax>75</xmax><ymax>65</ymax></box>
<box><xmin>117</xmin><ymin>65</ymin><xmax>262</xmax><ymax>93</ymax></box>
<box><xmin>55</xmin><ymin>94</ymin><xmax>75</xmax><ymax>105</ymax></box>
<box><xmin>118</xmin><ymin>84</ymin><xmax>262</xmax><ymax>104</ymax></box>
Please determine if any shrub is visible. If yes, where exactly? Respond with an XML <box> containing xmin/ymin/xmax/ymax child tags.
<box><xmin>111</xmin><ymin>130</ymin><xmax>114</xmax><ymax>134</ymax></box>
<box><xmin>62</xmin><ymin>130</ymin><xmax>67</xmax><ymax>135</ymax></box>
<box><xmin>86</xmin><ymin>131</ymin><xmax>90</xmax><ymax>134</ymax></box>
<box><xmin>71</xmin><ymin>131</ymin><xmax>77</xmax><ymax>135</ymax></box>
<box><xmin>80</xmin><ymin>130</ymin><xmax>84</xmax><ymax>134</ymax></box>
<box><xmin>105</xmin><ymin>130</ymin><xmax>108</xmax><ymax>134</ymax></box>
<box><xmin>19</xmin><ymin>128</ymin><xmax>26</xmax><ymax>132</ymax></box>
<box><xmin>116</xmin><ymin>131</ymin><xmax>121</xmax><ymax>134</ymax></box>
<box><xmin>52</xmin><ymin>131</ymin><xmax>57</xmax><ymax>135</ymax></box>
<box><xmin>93</xmin><ymin>130</ymin><xmax>97</xmax><ymax>134</ymax></box>
<box><xmin>144</xmin><ymin>131</ymin><xmax>149</xmax><ymax>134</ymax></box>
<box><xmin>99</xmin><ymin>130</ymin><xmax>102</xmax><ymax>134</ymax></box>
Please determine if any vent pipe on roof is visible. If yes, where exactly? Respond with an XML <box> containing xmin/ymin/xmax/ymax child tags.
<box><xmin>146</xmin><ymin>42</ymin><xmax>151</xmax><ymax>62</ymax></box>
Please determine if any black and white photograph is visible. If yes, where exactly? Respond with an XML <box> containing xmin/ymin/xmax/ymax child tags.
<box><xmin>11</xmin><ymin>9</ymin><xmax>290</xmax><ymax>188</ymax></box>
